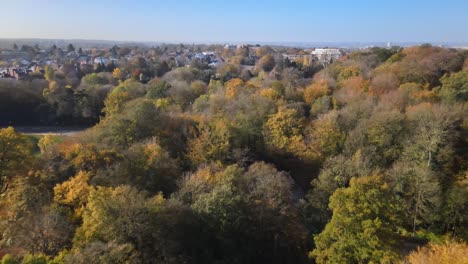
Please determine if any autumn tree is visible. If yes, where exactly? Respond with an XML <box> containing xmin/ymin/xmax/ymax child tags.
<box><xmin>263</xmin><ymin>107</ymin><xmax>308</xmax><ymax>158</ymax></box>
<box><xmin>436</xmin><ymin>70</ymin><xmax>468</xmax><ymax>103</ymax></box>
<box><xmin>74</xmin><ymin>185</ymin><xmax>164</xmax><ymax>259</ymax></box>
<box><xmin>258</xmin><ymin>54</ymin><xmax>276</xmax><ymax>72</ymax></box>
<box><xmin>0</xmin><ymin>127</ymin><xmax>33</xmax><ymax>193</ymax></box>
<box><xmin>174</xmin><ymin>162</ymin><xmax>308</xmax><ymax>263</ymax></box>
<box><xmin>187</xmin><ymin>119</ymin><xmax>233</xmax><ymax>166</ymax></box>
<box><xmin>303</xmin><ymin>79</ymin><xmax>330</xmax><ymax>104</ymax></box>
<box><xmin>403</xmin><ymin>240</ymin><xmax>468</xmax><ymax>264</ymax></box>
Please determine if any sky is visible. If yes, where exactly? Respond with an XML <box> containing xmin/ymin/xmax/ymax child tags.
<box><xmin>1</xmin><ymin>0</ymin><xmax>467</xmax><ymax>43</ymax></box>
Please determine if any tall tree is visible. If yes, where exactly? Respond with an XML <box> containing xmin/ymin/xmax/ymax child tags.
<box><xmin>311</xmin><ymin>175</ymin><xmax>402</xmax><ymax>264</ymax></box>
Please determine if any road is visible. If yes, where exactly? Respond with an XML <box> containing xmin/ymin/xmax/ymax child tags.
<box><xmin>6</xmin><ymin>126</ymin><xmax>88</xmax><ymax>136</ymax></box>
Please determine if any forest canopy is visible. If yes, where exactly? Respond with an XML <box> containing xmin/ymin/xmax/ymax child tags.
<box><xmin>0</xmin><ymin>44</ymin><xmax>467</xmax><ymax>264</ymax></box>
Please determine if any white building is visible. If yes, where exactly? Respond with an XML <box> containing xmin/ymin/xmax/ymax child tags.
<box><xmin>311</xmin><ymin>48</ymin><xmax>341</xmax><ymax>65</ymax></box>
<box><xmin>94</xmin><ymin>57</ymin><xmax>108</xmax><ymax>64</ymax></box>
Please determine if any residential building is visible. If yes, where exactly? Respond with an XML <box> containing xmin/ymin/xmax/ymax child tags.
<box><xmin>311</xmin><ymin>48</ymin><xmax>341</xmax><ymax>65</ymax></box>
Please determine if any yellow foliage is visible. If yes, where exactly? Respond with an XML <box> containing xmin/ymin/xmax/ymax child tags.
<box><xmin>189</xmin><ymin>162</ymin><xmax>225</xmax><ymax>185</ymax></box>
<box><xmin>112</xmin><ymin>67</ymin><xmax>120</xmax><ymax>78</ymax></box>
<box><xmin>338</xmin><ymin>65</ymin><xmax>362</xmax><ymax>82</ymax></box>
<box><xmin>402</xmin><ymin>240</ymin><xmax>468</xmax><ymax>264</ymax></box>
<box><xmin>60</xmin><ymin>143</ymin><xmax>119</xmax><ymax>172</ymax></box>
<box><xmin>103</xmin><ymin>91</ymin><xmax>130</xmax><ymax>116</ymax></box>
<box><xmin>309</xmin><ymin>112</ymin><xmax>345</xmax><ymax>158</ymax></box>
<box><xmin>54</xmin><ymin>171</ymin><xmax>93</xmax><ymax>217</ymax></box>
<box><xmin>0</xmin><ymin>127</ymin><xmax>33</xmax><ymax>181</ymax></box>
<box><xmin>112</xmin><ymin>67</ymin><xmax>126</xmax><ymax>80</ymax></box>
<box><xmin>188</xmin><ymin>119</ymin><xmax>232</xmax><ymax>166</ymax></box>
<box><xmin>259</xmin><ymin>88</ymin><xmax>281</xmax><ymax>100</ymax></box>
<box><xmin>154</xmin><ymin>98</ymin><xmax>170</xmax><ymax>109</ymax></box>
<box><xmin>263</xmin><ymin>107</ymin><xmax>316</xmax><ymax>160</ymax></box>
<box><xmin>304</xmin><ymin>80</ymin><xmax>329</xmax><ymax>104</ymax></box>
<box><xmin>225</xmin><ymin>78</ymin><xmax>244</xmax><ymax>98</ymax></box>
<box><xmin>38</xmin><ymin>134</ymin><xmax>60</xmax><ymax>155</ymax></box>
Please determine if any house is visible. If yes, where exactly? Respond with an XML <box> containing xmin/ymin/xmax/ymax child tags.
<box><xmin>94</xmin><ymin>56</ymin><xmax>108</xmax><ymax>64</ymax></box>
<box><xmin>66</xmin><ymin>51</ymin><xmax>80</xmax><ymax>58</ymax></box>
<box><xmin>283</xmin><ymin>53</ymin><xmax>313</xmax><ymax>66</ymax></box>
<box><xmin>311</xmin><ymin>48</ymin><xmax>342</xmax><ymax>65</ymax></box>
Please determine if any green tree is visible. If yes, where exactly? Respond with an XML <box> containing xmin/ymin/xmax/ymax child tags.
<box><xmin>67</xmin><ymin>44</ymin><xmax>75</xmax><ymax>52</ymax></box>
<box><xmin>20</xmin><ymin>254</ymin><xmax>48</xmax><ymax>264</ymax></box>
<box><xmin>1</xmin><ymin>254</ymin><xmax>17</xmax><ymax>264</ymax></box>
<box><xmin>437</xmin><ymin>70</ymin><xmax>468</xmax><ymax>103</ymax></box>
<box><xmin>311</xmin><ymin>175</ymin><xmax>401</xmax><ymax>264</ymax></box>
<box><xmin>145</xmin><ymin>78</ymin><xmax>170</xmax><ymax>99</ymax></box>
<box><xmin>65</xmin><ymin>241</ymin><xmax>139</xmax><ymax>264</ymax></box>
<box><xmin>389</xmin><ymin>162</ymin><xmax>441</xmax><ymax>234</ymax></box>
<box><xmin>175</xmin><ymin>162</ymin><xmax>307</xmax><ymax>263</ymax></box>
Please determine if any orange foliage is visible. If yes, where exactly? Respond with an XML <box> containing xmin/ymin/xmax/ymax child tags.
<box><xmin>304</xmin><ymin>80</ymin><xmax>329</xmax><ymax>104</ymax></box>
<box><xmin>334</xmin><ymin>77</ymin><xmax>368</xmax><ymax>105</ymax></box>
<box><xmin>402</xmin><ymin>240</ymin><xmax>468</xmax><ymax>264</ymax></box>
<box><xmin>406</xmin><ymin>102</ymin><xmax>433</xmax><ymax>114</ymax></box>
<box><xmin>343</xmin><ymin>76</ymin><xmax>369</xmax><ymax>91</ymax></box>
<box><xmin>411</xmin><ymin>90</ymin><xmax>437</xmax><ymax>102</ymax></box>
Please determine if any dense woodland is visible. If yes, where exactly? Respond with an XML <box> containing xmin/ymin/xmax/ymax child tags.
<box><xmin>0</xmin><ymin>44</ymin><xmax>467</xmax><ymax>263</ymax></box>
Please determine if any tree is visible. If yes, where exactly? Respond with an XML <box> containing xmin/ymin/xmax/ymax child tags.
<box><xmin>109</xmin><ymin>138</ymin><xmax>180</xmax><ymax>195</ymax></box>
<box><xmin>225</xmin><ymin>78</ymin><xmax>244</xmax><ymax>98</ymax></box>
<box><xmin>263</xmin><ymin>107</ymin><xmax>309</xmax><ymax>158</ymax></box>
<box><xmin>338</xmin><ymin>65</ymin><xmax>361</xmax><ymax>82</ymax></box>
<box><xmin>437</xmin><ymin>70</ymin><xmax>468</xmax><ymax>103</ymax></box>
<box><xmin>303</xmin><ymin>79</ymin><xmax>330</xmax><ymax>104</ymax></box>
<box><xmin>0</xmin><ymin>127</ymin><xmax>33</xmax><ymax>193</ymax></box>
<box><xmin>441</xmin><ymin>175</ymin><xmax>468</xmax><ymax>239</ymax></box>
<box><xmin>174</xmin><ymin>162</ymin><xmax>308</xmax><ymax>263</ymax></box>
<box><xmin>20</xmin><ymin>253</ymin><xmax>49</xmax><ymax>264</ymax></box>
<box><xmin>258</xmin><ymin>54</ymin><xmax>276</xmax><ymax>72</ymax></box>
<box><xmin>54</xmin><ymin>171</ymin><xmax>93</xmax><ymax>218</ymax></box>
<box><xmin>389</xmin><ymin>162</ymin><xmax>441</xmax><ymax>234</ymax></box>
<box><xmin>44</xmin><ymin>65</ymin><xmax>55</xmax><ymax>81</ymax></box>
<box><xmin>38</xmin><ymin>134</ymin><xmax>60</xmax><ymax>156</ymax></box>
<box><xmin>307</xmin><ymin>111</ymin><xmax>345</xmax><ymax>158</ymax></box>
<box><xmin>65</xmin><ymin>241</ymin><xmax>139</xmax><ymax>264</ymax></box>
<box><xmin>67</xmin><ymin>44</ymin><xmax>75</xmax><ymax>53</ymax></box>
<box><xmin>311</xmin><ymin>176</ymin><xmax>402</xmax><ymax>264</ymax></box>
<box><xmin>403</xmin><ymin>240</ymin><xmax>468</xmax><ymax>264</ymax></box>
<box><xmin>146</xmin><ymin>78</ymin><xmax>170</xmax><ymax>99</ymax></box>
<box><xmin>403</xmin><ymin>103</ymin><xmax>462</xmax><ymax>171</ymax></box>
<box><xmin>74</xmin><ymin>186</ymin><xmax>164</xmax><ymax>252</ymax></box>
<box><xmin>188</xmin><ymin>119</ymin><xmax>232</xmax><ymax>166</ymax></box>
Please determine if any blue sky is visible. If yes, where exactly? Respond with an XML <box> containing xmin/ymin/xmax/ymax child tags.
<box><xmin>1</xmin><ymin>0</ymin><xmax>467</xmax><ymax>43</ymax></box>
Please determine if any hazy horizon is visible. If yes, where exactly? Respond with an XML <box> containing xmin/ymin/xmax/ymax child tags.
<box><xmin>1</xmin><ymin>0</ymin><xmax>467</xmax><ymax>43</ymax></box>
